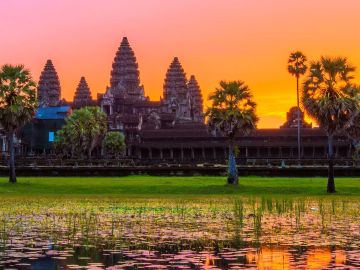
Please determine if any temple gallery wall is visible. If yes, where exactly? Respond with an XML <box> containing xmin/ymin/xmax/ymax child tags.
<box><xmin>8</xmin><ymin>37</ymin><xmax>355</xmax><ymax>161</ymax></box>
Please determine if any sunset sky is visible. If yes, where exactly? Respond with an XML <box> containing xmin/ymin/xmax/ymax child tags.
<box><xmin>1</xmin><ymin>0</ymin><xmax>360</xmax><ymax>128</ymax></box>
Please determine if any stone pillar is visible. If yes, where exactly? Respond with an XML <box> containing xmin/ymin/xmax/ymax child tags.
<box><xmin>160</xmin><ymin>149</ymin><xmax>163</xmax><ymax>159</ymax></box>
<box><xmin>180</xmin><ymin>148</ymin><xmax>184</xmax><ymax>161</ymax></box>
<box><xmin>110</xmin><ymin>105</ymin><xmax>113</xmax><ymax>115</ymax></box>
<box><xmin>191</xmin><ymin>148</ymin><xmax>195</xmax><ymax>160</ymax></box>
<box><xmin>170</xmin><ymin>148</ymin><xmax>174</xmax><ymax>159</ymax></box>
<box><xmin>245</xmin><ymin>147</ymin><xmax>249</xmax><ymax>158</ymax></box>
<box><xmin>202</xmin><ymin>147</ymin><xmax>205</xmax><ymax>160</ymax></box>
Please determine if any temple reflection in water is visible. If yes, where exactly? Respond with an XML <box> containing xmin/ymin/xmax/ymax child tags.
<box><xmin>244</xmin><ymin>246</ymin><xmax>346</xmax><ymax>270</ymax></box>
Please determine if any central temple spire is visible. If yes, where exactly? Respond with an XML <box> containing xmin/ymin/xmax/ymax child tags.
<box><xmin>110</xmin><ymin>37</ymin><xmax>142</xmax><ymax>97</ymax></box>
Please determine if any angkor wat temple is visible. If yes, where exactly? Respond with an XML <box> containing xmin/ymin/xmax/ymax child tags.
<box><xmin>13</xmin><ymin>37</ymin><xmax>356</xmax><ymax>163</ymax></box>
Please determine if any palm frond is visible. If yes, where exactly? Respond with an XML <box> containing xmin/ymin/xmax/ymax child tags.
<box><xmin>206</xmin><ymin>81</ymin><xmax>258</xmax><ymax>138</ymax></box>
<box><xmin>302</xmin><ymin>57</ymin><xmax>359</xmax><ymax>135</ymax></box>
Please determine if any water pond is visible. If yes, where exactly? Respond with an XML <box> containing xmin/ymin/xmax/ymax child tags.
<box><xmin>0</xmin><ymin>197</ymin><xmax>359</xmax><ymax>269</ymax></box>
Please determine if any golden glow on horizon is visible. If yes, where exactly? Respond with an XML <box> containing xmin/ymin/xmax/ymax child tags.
<box><xmin>1</xmin><ymin>0</ymin><xmax>360</xmax><ymax>128</ymax></box>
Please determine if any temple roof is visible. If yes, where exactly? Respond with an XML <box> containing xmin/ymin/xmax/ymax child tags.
<box><xmin>35</xmin><ymin>106</ymin><xmax>71</xmax><ymax>120</ymax></box>
<box><xmin>188</xmin><ymin>75</ymin><xmax>204</xmax><ymax>121</ymax></box>
<box><xmin>73</xmin><ymin>77</ymin><xmax>93</xmax><ymax>105</ymax></box>
<box><xmin>137</xmin><ymin>127</ymin><xmax>351</xmax><ymax>148</ymax></box>
<box><xmin>38</xmin><ymin>59</ymin><xmax>61</xmax><ymax>107</ymax></box>
<box><xmin>110</xmin><ymin>113</ymin><xmax>140</xmax><ymax>124</ymax></box>
<box><xmin>110</xmin><ymin>37</ymin><xmax>140</xmax><ymax>90</ymax></box>
<box><xmin>163</xmin><ymin>57</ymin><xmax>188</xmax><ymax>100</ymax></box>
<box><xmin>112</xmin><ymin>97</ymin><xmax>160</xmax><ymax>107</ymax></box>
<box><xmin>188</xmin><ymin>75</ymin><xmax>203</xmax><ymax>102</ymax></box>
<box><xmin>280</xmin><ymin>107</ymin><xmax>312</xmax><ymax>128</ymax></box>
<box><xmin>139</xmin><ymin>127</ymin><xmax>328</xmax><ymax>139</ymax></box>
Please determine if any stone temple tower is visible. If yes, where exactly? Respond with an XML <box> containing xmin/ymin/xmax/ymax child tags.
<box><xmin>37</xmin><ymin>60</ymin><xmax>61</xmax><ymax>107</ymax></box>
<box><xmin>188</xmin><ymin>75</ymin><xmax>204</xmax><ymax>122</ymax></box>
<box><xmin>162</xmin><ymin>57</ymin><xmax>191</xmax><ymax>119</ymax></box>
<box><xmin>73</xmin><ymin>77</ymin><xmax>93</xmax><ymax>108</ymax></box>
<box><xmin>110</xmin><ymin>37</ymin><xmax>145</xmax><ymax>99</ymax></box>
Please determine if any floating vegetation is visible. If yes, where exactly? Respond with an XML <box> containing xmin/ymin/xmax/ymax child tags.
<box><xmin>0</xmin><ymin>196</ymin><xmax>358</xmax><ymax>269</ymax></box>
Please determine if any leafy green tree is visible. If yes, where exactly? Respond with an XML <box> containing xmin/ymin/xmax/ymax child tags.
<box><xmin>346</xmin><ymin>95</ymin><xmax>360</xmax><ymax>159</ymax></box>
<box><xmin>351</xmin><ymin>120</ymin><xmax>360</xmax><ymax>148</ymax></box>
<box><xmin>302</xmin><ymin>57</ymin><xmax>359</xmax><ymax>193</ymax></box>
<box><xmin>53</xmin><ymin>128</ymin><xmax>73</xmax><ymax>157</ymax></box>
<box><xmin>0</xmin><ymin>64</ymin><xmax>37</xmax><ymax>183</ymax></box>
<box><xmin>288</xmin><ymin>51</ymin><xmax>308</xmax><ymax>160</ymax></box>
<box><xmin>206</xmin><ymin>81</ymin><xmax>258</xmax><ymax>185</ymax></box>
<box><xmin>102</xmin><ymin>131</ymin><xmax>126</xmax><ymax>158</ymax></box>
<box><xmin>55</xmin><ymin>107</ymin><xmax>107</xmax><ymax>159</ymax></box>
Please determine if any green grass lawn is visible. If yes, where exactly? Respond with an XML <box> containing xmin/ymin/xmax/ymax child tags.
<box><xmin>0</xmin><ymin>176</ymin><xmax>359</xmax><ymax>197</ymax></box>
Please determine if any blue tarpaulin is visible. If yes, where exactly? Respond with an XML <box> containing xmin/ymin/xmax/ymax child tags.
<box><xmin>35</xmin><ymin>106</ymin><xmax>71</xmax><ymax>120</ymax></box>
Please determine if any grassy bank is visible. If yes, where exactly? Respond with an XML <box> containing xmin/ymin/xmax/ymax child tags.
<box><xmin>0</xmin><ymin>176</ymin><xmax>359</xmax><ymax>197</ymax></box>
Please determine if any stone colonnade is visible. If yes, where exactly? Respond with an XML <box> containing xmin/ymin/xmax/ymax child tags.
<box><xmin>136</xmin><ymin>144</ymin><xmax>352</xmax><ymax>161</ymax></box>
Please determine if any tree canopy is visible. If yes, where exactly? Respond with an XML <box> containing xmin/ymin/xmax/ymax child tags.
<box><xmin>0</xmin><ymin>64</ymin><xmax>37</xmax><ymax>133</ymax></box>
<box><xmin>206</xmin><ymin>80</ymin><xmax>258</xmax><ymax>185</ymax></box>
<box><xmin>206</xmin><ymin>80</ymin><xmax>258</xmax><ymax>139</ymax></box>
<box><xmin>288</xmin><ymin>51</ymin><xmax>308</xmax><ymax>160</ymax></box>
<box><xmin>302</xmin><ymin>57</ymin><xmax>360</xmax><ymax>193</ymax></box>
<box><xmin>54</xmin><ymin>107</ymin><xmax>107</xmax><ymax>159</ymax></box>
<box><xmin>288</xmin><ymin>51</ymin><xmax>307</xmax><ymax>78</ymax></box>
<box><xmin>302</xmin><ymin>57</ymin><xmax>359</xmax><ymax>136</ymax></box>
<box><xmin>102</xmin><ymin>131</ymin><xmax>126</xmax><ymax>158</ymax></box>
<box><xmin>0</xmin><ymin>64</ymin><xmax>37</xmax><ymax>183</ymax></box>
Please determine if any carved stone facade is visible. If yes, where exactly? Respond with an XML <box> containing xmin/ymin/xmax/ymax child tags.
<box><xmin>188</xmin><ymin>75</ymin><xmax>204</xmax><ymax>122</ymax></box>
<box><xmin>280</xmin><ymin>107</ymin><xmax>312</xmax><ymax>129</ymax></box>
<box><xmin>162</xmin><ymin>57</ymin><xmax>191</xmax><ymax>120</ymax></box>
<box><xmin>37</xmin><ymin>60</ymin><xmax>61</xmax><ymax>107</ymax></box>
<box><xmin>73</xmin><ymin>77</ymin><xmax>94</xmax><ymax>109</ymax></box>
<box><xmin>98</xmin><ymin>38</ymin><xmax>205</xmax><ymax>139</ymax></box>
<box><xmin>110</xmin><ymin>37</ymin><xmax>145</xmax><ymax>100</ymax></box>
<box><xmin>24</xmin><ymin>37</ymin><xmax>355</xmax><ymax>161</ymax></box>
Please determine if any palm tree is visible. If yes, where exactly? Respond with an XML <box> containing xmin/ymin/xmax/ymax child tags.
<box><xmin>302</xmin><ymin>57</ymin><xmax>359</xmax><ymax>193</ymax></box>
<box><xmin>288</xmin><ymin>51</ymin><xmax>308</xmax><ymax>160</ymax></box>
<box><xmin>0</xmin><ymin>64</ymin><xmax>37</xmax><ymax>183</ymax></box>
<box><xmin>345</xmin><ymin>88</ymin><xmax>360</xmax><ymax>159</ymax></box>
<box><xmin>55</xmin><ymin>107</ymin><xmax>107</xmax><ymax>159</ymax></box>
<box><xmin>206</xmin><ymin>81</ymin><xmax>258</xmax><ymax>185</ymax></box>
